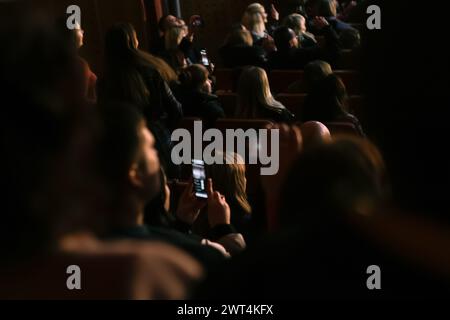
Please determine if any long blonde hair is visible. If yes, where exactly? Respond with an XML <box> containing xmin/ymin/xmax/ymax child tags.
<box><xmin>206</xmin><ymin>152</ymin><xmax>252</xmax><ymax>216</ymax></box>
<box><xmin>242</xmin><ymin>3</ymin><xmax>267</xmax><ymax>35</ymax></box>
<box><xmin>236</xmin><ymin>66</ymin><xmax>286</xmax><ymax>118</ymax></box>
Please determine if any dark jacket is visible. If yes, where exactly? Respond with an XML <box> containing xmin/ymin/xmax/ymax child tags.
<box><xmin>176</xmin><ymin>89</ymin><xmax>225</xmax><ymax>124</ymax></box>
<box><xmin>268</xmin><ymin>25</ymin><xmax>340</xmax><ymax>70</ymax></box>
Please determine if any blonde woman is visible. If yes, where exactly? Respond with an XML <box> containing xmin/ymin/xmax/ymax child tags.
<box><xmin>236</xmin><ymin>66</ymin><xmax>295</xmax><ymax>123</ymax></box>
<box><xmin>242</xmin><ymin>3</ymin><xmax>278</xmax><ymax>51</ymax></box>
<box><xmin>283</xmin><ymin>13</ymin><xmax>317</xmax><ymax>48</ymax></box>
<box><xmin>193</xmin><ymin>152</ymin><xmax>253</xmax><ymax>238</ymax></box>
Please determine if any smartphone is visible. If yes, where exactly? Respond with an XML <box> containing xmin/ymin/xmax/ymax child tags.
<box><xmin>200</xmin><ymin>49</ymin><xmax>210</xmax><ymax>66</ymax></box>
<box><xmin>192</xmin><ymin>159</ymin><xmax>208</xmax><ymax>199</ymax></box>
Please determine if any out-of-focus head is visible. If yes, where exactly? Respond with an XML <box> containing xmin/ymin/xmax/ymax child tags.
<box><xmin>283</xmin><ymin>13</ymin><xmax>307</xmax><ymax>36</ymax></box>
<box><xmin>317</xmin><ymin>0</ymin><xmax>337</xmax><ymax>17</ymax></box>
<box><xmin>310</xmin><ymin>73</ymin><xmax>348</xmax><ymax>112</ymax></box>
<box><xmin>1</xmin><ymin>15</ymin><xmax>98</xmax><ymax>258</ymax></box>
<box><xmin>96</xmin><ymin>103</ymin><xmax>161</xmax><ymax>205</ymax></box>
<box><xmin>104</xmin><ymin>23</ymin><xmax>138</xmax><ymax>64</ymax></box>
<box><xmin>243</xmin><ymin>3</ymin><xmax>268</xmax><ymax>33</ymax></box>
<box><xmin>304</xmin><ymin>60</ymin><xmax>333</xmax><ymax>91</ymax></box>
<box><xmin>340</xmin><ymin>28</ymin><xmax>361</xmax><ymax>50</ymax></box>
<box><xmin>179</xmin><ymin>64</ymin><xmax>212</xmax><ymax>94</ymax></box>
<box><xmin>281</xmin><ymin>137</ymin><xmax>388</xmax><ymax>230</ymax></box>
<box><xmin>158</xmin><ymin>15</ymin><xmax>179</xmax><ymax>33</ymax></box>
<box><xmin>274</xmin><ymin>26</ymin><xmax>298</xmax><ymax>51</ymax></box>
<box><xmin>301</xmin><ymin>121</ymin><xmax>332</xmax><ymax>148</ymax></box>
<box><xmin>227</xmin><ymin>29</ymin><xmax>254</xmax><ymax>47</ymax></box>
<box><xmin>245</xmin><ymin>3</ymin><xmax>268</xmax><ymax>23</ymax></box>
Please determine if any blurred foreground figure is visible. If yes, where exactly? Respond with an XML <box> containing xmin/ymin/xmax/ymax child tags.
<box><xmin>0</xmin><ymin>13</ymin><xmax>202</xmax><ymax>299</ymax></box>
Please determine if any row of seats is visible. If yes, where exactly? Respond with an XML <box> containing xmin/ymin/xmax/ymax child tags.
<box><xmin>214</xmin><ymin>69</ymin><xmax>362</xmax><ymax>94</ymax></box>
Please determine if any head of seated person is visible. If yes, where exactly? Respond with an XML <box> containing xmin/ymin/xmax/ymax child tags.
<box><xmin>243</xmin><ymin>3</ymin><xmax>269</xmax><ymax>29</ymax></box>
<box><xmin>236</xmin><ymin>66</ymin><xmax>294</xmax><ymax>122</ymax></box>
<box><xmin>178</xmin><ymin>64</ymin><xmax>225</xmax><ymax>122</ymax></box>
<box><xmin>179</xmin><ymin>64</ymin><xmax>212</xmax><ymax>94</ymax></box>
<box><xmin>283</xmin><ymin>13</ymin><xmax>307</xmax><ymax>38</ymax></box>
<box><xmin>95</xmin><ymin>102</ymin><xmax>161</xmax><ymax>232</ymax></box>
<box><xmin>280</xmin><ymin>137</ymin><xmax>389</xmax><ymax>232</ymax></box>
<box><xmin>243</xmin><ymin>11</ymin><xmax>267</xmax><ymax>39</ymax></box>
<box><xmin>300</xmin><ymin>121</ymin><xmax>332</xmax><ymax>149</ymax></box>
<box><xmin>304</xmin><ymin>60</ymin><xmax>333</xmax><ymax>90</ymax></box>
<box><xmin>303</xmin><ymin>73</ymin><xmax>350</xmax><ymax>121</ymax></box>
<box><xmin>339</xmin><ymin>28</ymin><xmax>361</xmax><ymax>50</ymax></box>
<box><xmin>158</xmin><ymin>15</ymin><xmax>180</xmax><ymax>35</ymax></box>
<box><xmin>273</xmin><ymin>26</ymin><xmax>299</xmax><ymax>52</ymax></box>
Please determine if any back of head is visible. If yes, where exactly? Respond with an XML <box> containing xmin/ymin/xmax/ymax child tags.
<box><xmin>274</xmin><ymin>26</ymin><xmax>296</xmax><ymax>52</ymax></box>
<box><xmin>237</xmin><ymin>66</ymin><xmax>281</xmax><ymax>117</ymax></box>
<box><xmin>304</xmin><ymin>60</ymin><xmax>333</xmax><ymax>91</ymax></box>
<box><xmin>300</xmin><ymin>121</ymin><xmax>332</xmax><ymax>149</ymax></box>
<box><xmin>206</xmin><ymin>152</ymin><xmax>251</xmax><ymax>217</ymax></box>
<box><xmin>179</xmin><ymin>64</ymin><xmax>209</xmax><ymax>91</ymax></box>
<box><xmin>227</xmin><ymin>29</ymin><xmax>254</xmax><ymax>47</ymax></box>
<box><xmin>307</xmin><ymin>73</ymin><xmax>348</xmax><ymax>118</ymax></box>
<box><xmin>340</xmin><ymin>28</ymin><xmax>361</xmax><ymax>50</ymax></box>
<box><xmin>243</xmin><ymin>3</ymin><xmax>266</xmax><ymax>31</ymax></box>
<box><xmin>317</xmin><ymin>0</ymin><xmax>337</xmax><ymax>17</ymax></box>
<box><xmin>104</xmin><ymin>23</ymin><xmax>137</xmax><ymax>66</ymax></box>
<box><xmin>281</xmin><ymin>137</ymin><xmax>388</xmax><ymax>231</ymax></box>
<box><xmin>283</xmin><ymin>13</ymin><xmax>305</xmax><ymax>35</ymax></box>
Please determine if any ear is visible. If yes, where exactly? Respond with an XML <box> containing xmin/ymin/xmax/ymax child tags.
<box><xmin>128</xmin><ymin>163</ymin><xmax>144</xmax><ymax>188</ymax></box>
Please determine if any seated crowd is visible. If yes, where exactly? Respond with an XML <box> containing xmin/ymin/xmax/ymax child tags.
<box><xmin>1</xmin><ymin>0</ymin><xmax>449</xmax><ymax>299</ymax></box>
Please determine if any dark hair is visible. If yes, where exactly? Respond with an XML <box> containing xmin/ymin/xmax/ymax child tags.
<box><xmin>96</xmin><ymin>102</ymin><xmax>145</xmax><ymax>189</ymax></box>
<box><xmin>158</xmin><ymin>15</ymin><xmax>173</xmax><ymax>32</ymax></box>
<box><xmin>179</xmin><ymin>64</ymin><xmax>209</xmax><ymax>91</ymax></box>
<box><xmin>0</xmin><ymin>16</ymin><xmax>84</xmax><ymax>260</ymax></box>
<box><xmin>340</xmin><ymin>28</ymin><xmax>361</xmax><ymax>50</ymax></box>
<box><xmin>273</xmin><ymin>26</ymin><xmax>296</xmax><ymax>52</ymax></box>
<box><xmin>304</xmin><ymin>74</ymin><xmax>349</xmax><ymax>120</ymax></box>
